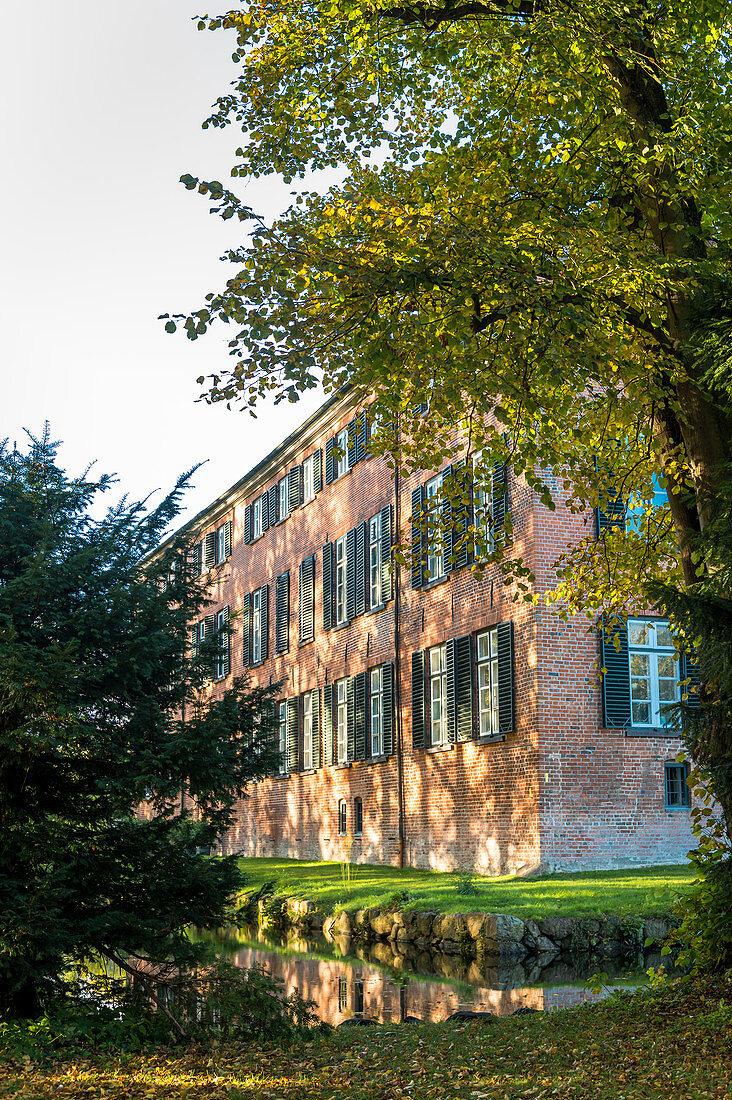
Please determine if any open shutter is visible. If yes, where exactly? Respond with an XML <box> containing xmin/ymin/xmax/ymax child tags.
<box><xmin>323</xmin><ymin>683</ymin><xmax>334</xmax><ymax>766</ymax></box>
<box><xmin>447</xmin><ymin>636</ymin><xmax>472</xmax><ymax>743</ymax></box>
<box><xmin>596</xmin><ymin>492</ymin><xmax>626</xmax><ymax>535</ymax></box>
<box><xmin>497</xmin><ymin>621</ymin><xmax>515</xmax><ymax>734</ymax></box>
<box><xmin>299</xmin><ymin>555</ymin><xmax>315</xmax><ymax>643</ymax></box>
<box><xmin>204</xmin><ymin>531</ymin><xmax>216</xmax><ymax>571</ymax></box>
<box><xmin>352</xmin><ymin>412</ymin><xmax>367</xmax><ymax>464</ymax></box>
<box><xmin>412</xmin><ymin>651</ymin><xmax>426</xmax><ymax>749</ymax></box>
<box><xmin>380</xmin><ymin>504</ymin><xmax>392</xmax><ymax>601</ymax></box>
<box><xmin>275</xmin><ymin>571</ymin><xmax>290</xmax><ymax>653</ymax></box>
<box><xmin>311</xmin><ymin>689</ymin><xmax>321</xmax><ymax>770</ymax></box>
<box><xmin>287</xmin><ymin>698</ymin><xmax>299</xmax><ymax>772</ymax></box>
<box><xmin>243</xmin><ymin>504</ymin><xmax>253</xmax><ymax>545</ymax></box>
<box><xmin>223</xmin><ymin>520</ymin><xmax>232</xmax><ymax>559</ymax></box>
<box><xmin>346</xmin><ymin>676</ymin><xmax>356</xmax><ymax>762</ymax></box>
<box><xmin>382</xmin><ymin>662</ymin><xmax>394</xmax><ymax>756</ymax></box>
<box><xmin>190</xmin><ymin>541</ymin><xmax>202</xmax><ymax>578</ymax></box>
<box><xmin>451</xmin><ymin>460</ymin><xmax>471</xmax><ymax>571</ymax></box>
<box><xmin>492</xmin><ymin>462</ymin><xmax>509</xmax><ymax>543</ymax></box>
<box><xmin>354</xmin><ymin>671</ymin><xmax>367</xmax><ymax>761</ymax></box>
<box><xmin>681</xmin><ymin>649</ymin><xmax>701</xmax><ymax>709</ymax></box>
<box><xmin>446</xmin><ymin>638</ymin><xmax>458</xmax><ymax>744</ymax></box>
<box><xmin>347</xmin><ymin>417</ymin><xmax>357</xmax><ymax>468</ymax></box>
<box><xmin>221</xmin><ymin>605</ymin><xmax>231</xmax><ymax>676</ymax></box>
<box><xmin>313</xmin><ymin>448</ymin><xmax>323</xmax><ymax>494</ymax></box>
<box><xmin>269</xmin><ymin>484</ymin><xmax>278</xmax><ymax>526</ymax></box>
<box><xmin>346</xmin><ymin>526</ymin><xmax>356</xmax><ymax>622</ymax></box>
<box><xmin>600</xmin><ymin>617</ymin><xmax>631</xmax><ymax>728</ymax></box>
<box><xmin>203</xmin><ymin>613</ymin><xmax>215</xmax><ymax>679</ymax></box>
<box><xmin>325</xmin><ymin>437</ymin><xmax>336</xmax><ymax>484</ymax></box>
<box><xmin>261</xmin><ymin>492</ymin><xmax>270</xmax><ymax>533</ymax></box>
<box><xmin>322</xmin><ymin>543</ymin><xmax>333</xmax><ymax>630</ymax></box>
<box><xmin>241</xmin><ymin>593</ymin><xmax>252</xmax><ymax>668</ymax></box>
<box><xmin>411</xmin><ymin>485</ymin><xmax>425</xmax><ymax>589</ymax></box>
<box><xmin>355</xmin><ymin>521</ymin><xmax>367</xmax><ymax>616</ymax></box>
<box><xmin>260</xmin><ymin>584</ymin><xmax>269</xmax><ymax>660</ymax></box>
<box><xmin>442</xmin><ymin>465</ymin><xmax>454</xmax><ymax>574</ymax></box>
<box><xmin>288</xmin><ymin>465</ymin><xmax>301</xmax><ymax>510</ymax></box>
<box><xmin>189</xmin><ymin>625</ymin><xmax>199</xmax><ymax>659</ymax></box>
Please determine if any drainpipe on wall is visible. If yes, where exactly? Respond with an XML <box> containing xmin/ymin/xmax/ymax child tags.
<box><xmin>394</xmin><ymin>426</ymin><xmax>406</xmax><ymax>869</ymax></box>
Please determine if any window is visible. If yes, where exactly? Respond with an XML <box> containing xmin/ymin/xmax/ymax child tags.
<box><xmin>473</xmin><ymin>455</ymin><xmax>494</xmax><ymax>555</ymax></box>
<box><xmin>629</xmin><ymin>619</ymin><xmax>679</xmax><ymax>729</ymax></box>
<box><xmin>477</xmin><ymin>628</ymin><xmax>499</xmax><ymax>737</ymax></box>
<box><xmin>336</xmin><ymin>679</ymin><xmax>348</xmax><ymax>763</ymax></box>
<box><xmin>252</xmin><ymin>588</ymin><xmax>262</xmax><ymax>664</ymax></box>
<box><xmin>302</xmin><ymin>691</ymin><xmax>314</xmax><ymax>770</ymax></box>
<box><xmin>338</xmin><ymin>977</ymin><xmax>348</xmax><ymax>1013</ymax></box>
<box><xmin>278</xmin><ymin>476</ymin><xmax>289</xmax><ymax>520</ymax></box>
<box><xmin>252</xmin><ymin>497</ymin><xmax>263</xmax><ymax>540</ymax></box>
<box><xmin>302</xmin><ymin>454</ymin><xmax>316</xmax><ymax>502</ymax></box>
<box><xmin>299</xmin><ymin>555</ymin><xmax>315</xmax><ymax>644</ymax></box>
<box><xmin>278</xmin><ymin>702</ymin><xmax>287</xmax><ymax>774</ymax></box>
<box><xmin>425</xmin><ymin>473</ymin><xmax>445</xmax><ymax>581</ymax></box>
<box><xmin>338</xmin><ymin>799</ymin><xmax>347</xmax><ymax>835</ymax></box>
<box><xmin>665</xmin><ymin>761</ymin><xmax>690</xmax><ymax>810</ymax></box>
<box><xmin>369</xmin><ymin>512</ymin><xmax>382</xmax><ymax>608</ymax></box>
<box><xmin>370</xmin><ymin>666</ymin><xmax>384</xmax><ymax>756</ymax></box>
<box><xmin>354</xmin><ymin>797</ymin><xmax>363</xmax><ymax>835</ymax></box>
<box><xmin>428</xmin><ymin>644</ymin><xmax>448</xmax><ymax>746</ymax></box>
<box><xmin>216</xmin><ymin>524</ymin><xmax>227</xmax><ymax>564</ymax></box>
<box><xmin>335</xmin><ymin>535</ymin><xmax>348</xmax><ymax>625</ymax></box>
<box><xmin>628</xmin><ymin>475</ymin><xmax>667</xmax><ymax>533</ymax></box>
<box><xmin>336</xmin><ymin>428</ymin><xmax>349</xmax><ymax>478</ymax></box>
<box><xmin>215</xmin><ymin>608</ymin><xmax>229</xmax><ymax>680</ymax></box>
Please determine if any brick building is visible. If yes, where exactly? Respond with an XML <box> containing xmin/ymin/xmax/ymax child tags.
<box><xmin>174</xmin><ymin>391</ymin><xmax>695</xmax><ymax>873</ymax></box>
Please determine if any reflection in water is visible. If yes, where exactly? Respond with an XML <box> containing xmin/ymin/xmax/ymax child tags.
<box><xmin>209</xmin><ymin>927</ymin><xmax>663</xmax><ymax>1026</ymax></box>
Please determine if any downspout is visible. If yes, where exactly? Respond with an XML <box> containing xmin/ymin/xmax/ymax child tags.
<box><xmin>394</xmin><ymin>423</ymin><xmax>406</xmax><ymax>868</ymax></box>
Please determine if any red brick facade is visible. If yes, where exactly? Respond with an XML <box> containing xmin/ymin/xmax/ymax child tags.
<box><xmin>177</xmin><ymin>393</ymin><xmax>694</xmax><ymax>873</ymax></box>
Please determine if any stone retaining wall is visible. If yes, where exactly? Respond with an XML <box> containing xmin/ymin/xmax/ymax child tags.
<box><xmin>252</xmin><ymin>895</ymin><xmax>676</xmax><ymax>963</ymax></box>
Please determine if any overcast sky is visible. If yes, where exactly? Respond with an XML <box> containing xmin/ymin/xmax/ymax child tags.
<box><xmin>1</xmin><ymin>1</ymin><xmax>325</xmax><ymax>526</ymax></box>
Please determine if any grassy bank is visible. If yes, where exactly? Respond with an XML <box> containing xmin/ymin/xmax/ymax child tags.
<box><xmin>237</xmin><ymin>857</ymin><xmax>694</xmax><ymax>919</ymax></box>
<box><xmin>3</xmin><ymin>972</ymin><xmax>731</xmax><ymax>1099</ymax></box>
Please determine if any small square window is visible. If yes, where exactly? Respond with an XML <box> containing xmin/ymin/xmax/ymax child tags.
<box><xmin>665</xmin><ymin>762</ymin><xmax>690</xmax><ymax>810</ymax></box>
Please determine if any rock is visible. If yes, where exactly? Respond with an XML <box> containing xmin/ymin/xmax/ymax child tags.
<box><xmin>353</xmin><ymin>908</ymin><xmax>371</xmax><ymax>931</ymax></box>
<box><xmin>333</xmin><ymin>934</ymin><xmax>353</xmax><ymax>958</ymax></box>
<box><xmin>446</xmin><ymin>1009</ymin><xmax>498</xmax><ymax>1023</ymax></box>
<box><xmin>371</xmin><ymin>941</ymin><xmax>396</xmax><ymax>966</ymax></box>
<box><xmin>403</xmin><ymin>1015</ymin><xmax>424</xmax><ymax>1024</ymax></box>
<box><xmin>437</xmin><ymin>913</ymin><xmax>468</xmax><ymax>943</ymax></box>
<box><xmin>414</xmin><ymin>911</ymin><xmax>438</xmax><ymax>939</ymax></box>
<box><xmin>464</xmin><ymin>913</ymin><xmax>486</xmax><ymax>941</ymax></box>
<box><xmin>335</xmin><ymin>910</ymin><xmax>353</xmax><ymax>936</ymax></box>
<box><xmin>643</xmin><ymin>917</ymin><xmax>670</xmax><ymax>945</ymax></box>
<box><xmin>513</xmin><ymin>861</ymin><xmax>550</xmax><ymax>879</ymax></box>
<box><xmin>338</xmin><ymin>1016</ymin><xmax>379</xmax><ymax>1027</ymax></box>
<box><xmin>539</xmin><ymin>917</ymin><xmax>576</xmax><ymax>942</ymax></box>
<box><xmin>522</xmin><ymin>919</ymin><xmax>559</xmax><ymax>957</ymax></box>
<box><xmin>484</xmin><ymin>914</ymin><xmax>525</xmax><ymax>943</ymax></box>
<box><xmin>389</xmin><ymin>911</ymin><xmax>405</xmax><ymax>941</ymax></box>
<box><xmin>322</xmin><ymin>915</ymin><xmax>336</xmax><ymax>941</ymax></box>
<box><xmin>370</xmin><ymin>911</ymin><xmax>394</xmax><ymax>938</ymax></box>
<box><xmin>512</xmin><ymin>1006</ymin><xmax>541</xmax><ymax>1015</ymax></box>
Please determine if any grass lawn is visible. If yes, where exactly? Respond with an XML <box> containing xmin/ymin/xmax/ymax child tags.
<box><xmin>237</xmin><ymin>856</ymin><xmax>694</xmax><ymax>920</ymax></box>
<box><xmin>4</xmin><ymin>972</ymin><xmax>731</xmax><ymax>1100</ymax></box>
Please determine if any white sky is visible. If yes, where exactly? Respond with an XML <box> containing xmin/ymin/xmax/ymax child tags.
<box><xmin>0</xmin><ymin>1</ymin><xmax>326</xmax><ymax>526</ymax></box>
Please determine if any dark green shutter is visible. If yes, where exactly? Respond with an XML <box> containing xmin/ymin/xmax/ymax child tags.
<box><xmin>260</xmin><ymin>584</ymin><xmax>269</xmax><ymax>660</ymax></box>
<box><xmin>382</xmin><ymin>662</ymin><xmax>394</xmax><ymax>756</ymax></box>
<box><xmin>681</xmin><ymin>650</ymin><xmax>701</xmax><ymax>709</ymax></box>
<box><xmin>241</xmin><ymin>592</ymin><xmax>252</xmax><ymax>668</ymax></box>
<box><xmin>288</xmin><ymin>465</ymin><xmax>301</xmax><ymax>510</ymax></box>
<box><xmin>325</xmin><ymin>437</ymin><xmax>336</xmax><ymax>484</ymax></box>
<box><xmin>268</xmin><ymin>484</ymin><xmax>278</xmax><ymax>525</ymax></box>
<box><xmin>451</xmin><ymin>460</ymin><xmax>471</xmax><ymax>571</ymax></box>
<box><xmin>243</xmin><ymin>504</ymin><xmax>253</xmax><ymax>544</ymax></box>
<box><xmin>380</xmin><ymin>504</ymin><xmax>392</xmax><ymax>601</ymax></box>
<box><xmin>346</xmin><ymin>527</ymin><xmax>356</xmax><ymax>622</ymax></box>
<box><xmin>299</xmin><ymin>556</ymin><xmax>315</xmax><ymax>643</ymax></box>
<box><xmin>447</xmin><ymin>634</ymin><xmax>473</xmax><ymax>742</ymax></box>
<box><xmin>346</xmin><ymin>676</ymin><xmax>356</xmax><ymax>762</ymax></box>
<box><xmin>353</xmin><ymin>412</ymin><xmax>367</xmax><ymax>463</ymax></box>
<box><xmin>347</xmin><ymin>417</ymin><xmax>357</xmax><ymax>468</ymax></box>
<box><xmin>355</xmin><ymin>521</ymin><xmax>367</xmax><ymax>616</ymax></box>
<box><xmin>411</xmin><ymin>485</ymin><xmax>425</xmax><ymax>588</ymax></box>
<box><xmin>275</xmin><ymin>571</ymin><xmax>289</xmax><ymax>653</ymax></box>
<box><xmin>600</xmin><ymin>617</ymin><xmax>631</xmax><ymax>728</ymax></box>
<box><xmin>222</xmin><ymin>605</ymin><xmax>231</xmax><ymax>676</ymax></box>
<box><xmin>286</xmin><ymin>698</ymin><xmax>299</xmax><ymax>773</ymax></box>
<box><xmin>204</xmin><ymin>530</ymin><xmax>216</xmax><ymax>571</ymax></box>
<box><xmin>313</xmin><ymin>448</ymin><xmax>323</xmax><ymax>494</ymax></box>
<box><xmin>492</xmin><ymin>462</ymin><xmax>509</xmax><ymax>542</ymax></box>
<box><xmin>322</xmin><ymin>543</ymin><xmax>333</xmax><ymax>630</ymax></box>
<box><xmin>311</xmin><ymin>689</ymin><xmax>321</xmax><ymax>770</ymax></box>
<box><xmin>497</xmin><ymin>621</ymin><xmax>515</xmax><ymax>734</ymax></box>
<box><xmin>596</xmin><ymin>487</ymin><xmax>626</xmax><ymax>535</ymax></box>
<box><xmin>261</xmin><ymin>492</ymin><xmax>270</xmax><ymax>532</ymax></box>
<box><xmin>354</xmin><ymin>671</ymin><xmax>367</xmax><ymax>760</ymax></box>
<box><xmin>412</xmin><ymin>650</ymin><xmax>425</xmax><ymax>749</ymax></box>
<box><xmin>323</xmin><ymin>683</ymin><xmax>334</xmax><ymax>766</ymax></box>
<box><xmin>223</xmin><ymin>520</ymin><xmax>232</xmax><ymax>559</ymax></box>
<box><xmin>446</xmin><ymin>638</ymin><xmax>457</xmax><ymax>743</ymax></box>
<box><xmin>190</xmin><ymin>541</ymin><xmax>202</xmax><ymax>577</ymax></box>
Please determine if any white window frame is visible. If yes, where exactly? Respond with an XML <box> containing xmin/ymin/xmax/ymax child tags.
<box><xmin>302</xmin><ymin>454</ymin><xmax>316</xmax><ymax>503</ymax></box>
<box><xmin>278</xmin><ymin>476</ymin><xmax>289</xmax><ymax>520</ymax></box>
<box><xmin>216</xmin><ymin>525</ymin><xmax>226</xmax><ymax>563</ymax></box>
<box><xmin>302</xmin><ymin>691</ymin><xmax>314</xmax><ymax>771</ymax></box>
<box><xmin>425</xmin><ymin>473</ymin><xmax>445</xmax><ymax>581</ymax></box>
<box><xmin>252</xmin><ymin>497</ymin><xmax>263</xmax><ymax>540</ymax></box>
<box><xmin>215</xmin><ymin>608</ymin><xmax>229</xmax><ymax>680</ymax></box>
<box><xmin>252</xmin><ymin>588</ymin><xmax>262</xmax><ymax>664</ymax></box>
<box><xmin>428</xmin><ymin>644</ymin><xmax>448</xmax><ymax>746</ymax></box>
<box><xmin>628</xmin><ymin>618</ymin><xmax>680</xmax><ymax>730</ymax></box>
<box><xmin>335</xmin><ymin>535</ymin><xmax>348</xmax><ymax>625</ymax></box>
<box><xmin>476</xmin><ymin>627</ymin><xmax>499</xmax><ymax>737</ymax></box>
<box><xmin>336</xmin><ymin>678</ymin><xmax>348</xmax><ymax>764</ymax></box>
<box><xmin>369</xmin><ymin>512</ymin><xmax>382</xmax><ymax>608</ymax></box>
<box><xmin>473</xmin><ymin>451</ymin><xmax>494</xmax><ymax>556</ymax></box>
<box><xmin>278</xmin><ymin>701</ymin><xmax>287</xmax><ymax>775</ymax></box>
<box><xmin>336</xmin><ymin>428</ymin><xmax>350</xmax><ymax>478</ymax></box>
<box><xmin>370</xmin><ymin>666</ymin><xmax>384</xmax><ymax>756</ymax></box>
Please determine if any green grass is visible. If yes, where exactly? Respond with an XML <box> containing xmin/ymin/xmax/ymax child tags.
<box><xmin>237</xmin><ymin>856</ymin><xmax>694</xmax><ymax>920</ymax></box>
<box><xmin>4</xmin><ymin>973</ymin><xmax>731</xmax><ymax>1099</ymax></box>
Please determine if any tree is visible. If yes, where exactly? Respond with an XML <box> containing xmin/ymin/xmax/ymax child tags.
<box><xmin>165</xmin><ymin>1</ymin><xmax>732</xmax><ymax>843</ymax></box>
<box><xmin>0</xmin><ymin>430</ymin><xmax>279</xmax><ymax>1020</ymax></box>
